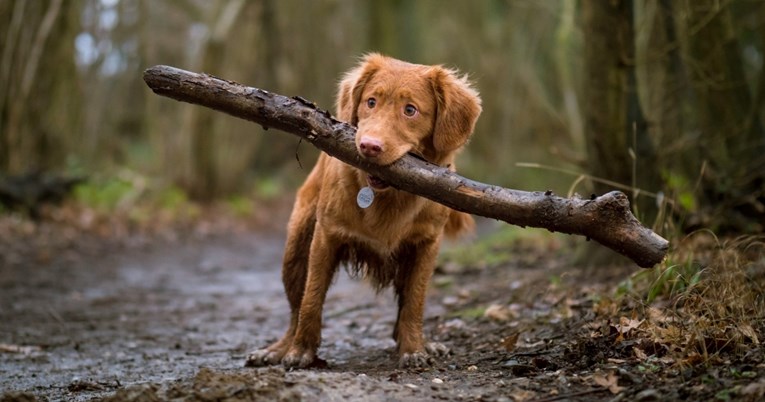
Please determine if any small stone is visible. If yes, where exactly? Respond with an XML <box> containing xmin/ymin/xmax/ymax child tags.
<box><xmin>466</xmin><ymin>365</ymin><xmax>478</xmax><ymax>372</ymax></box>
<box><xmin>441</xmin><ymin>296</ymin><xmax>459</xmax><ymax>307</ymax></box>
<box><xmin>443</xmin><ymin>318</ymin><xmax>465</xmax><ymax>329</ymax></box>
<box><xmin>432</xmin><ymin>378</ymin><xmax>444</xmax><ymax>384</ymax></box>
<box><xmin>635</xmin><ymin>389</ymin><xmax>660</xmax><ymax>401</ymax></box>
<box><xmin>403</xmin><ymin>383</ymin><xmax>418</xmax><ymax>390</ymax></box>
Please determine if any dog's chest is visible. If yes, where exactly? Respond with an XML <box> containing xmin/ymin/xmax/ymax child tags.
<box><xmin>337</xmin><ymin>196</ymin><xmax>429</xmax><ymax>254</ymax></box>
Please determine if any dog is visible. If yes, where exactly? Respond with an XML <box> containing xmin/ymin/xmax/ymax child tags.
<box><xmin>246</xmin><ymin>53</ymin><xmax>481</xmax><ymax>368</ymax></box>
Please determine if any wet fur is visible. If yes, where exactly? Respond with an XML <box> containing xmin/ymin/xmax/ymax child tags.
<box><xmin>247</xmin><ymin>53</ymin><xmax>481</xmax><ymax>368</ymax></box>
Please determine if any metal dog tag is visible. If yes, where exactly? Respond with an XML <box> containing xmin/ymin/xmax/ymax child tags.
<box><xmin>356</xmin><ymin>186</ymin><xmax>374</xmax><ymax>209</ymax></box>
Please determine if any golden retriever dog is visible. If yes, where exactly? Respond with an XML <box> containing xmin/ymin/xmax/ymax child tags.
<box><xmin>246</xmin><ymin>53</ymin><xmax>481</xmax><ymax>368</ymax></box>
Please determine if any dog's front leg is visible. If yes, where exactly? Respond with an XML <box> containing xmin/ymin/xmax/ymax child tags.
<box><xmin>393</xmin><ymin>238</ymin><xmax>446</xmax><ymax>368</ymax></box>
<box><xmin>282</xmin><ymin>227</ymin><xmax>338</xmax><ymax>368</ymax></box>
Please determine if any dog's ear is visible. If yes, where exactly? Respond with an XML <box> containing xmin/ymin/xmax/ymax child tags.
<box><xmin>430</xmin><ymin>67</ymin><xmax>482</xmax><ymax>153</ymax></box>
<box><xmin>336</xmin><ymin>54</ymin><xmax>385</xmax><ymax>126</ymax></box>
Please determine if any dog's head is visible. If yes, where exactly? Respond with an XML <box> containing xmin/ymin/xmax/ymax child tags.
<box><xmin>336</xmin><ymin>54</ymin><xmax>481</xmax><ymax>189</ymax></box>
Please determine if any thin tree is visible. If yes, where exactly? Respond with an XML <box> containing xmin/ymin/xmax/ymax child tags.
<box><xmin>581</xmin><ymin>0</ymin><xmax>662</xmax><ymax>225</ymax></box>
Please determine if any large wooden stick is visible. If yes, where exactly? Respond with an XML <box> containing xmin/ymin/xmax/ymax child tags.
<box><xmin>143</xmin><ymin>65</ymin><xmax>669</xmax><ymax>267</ymax></box>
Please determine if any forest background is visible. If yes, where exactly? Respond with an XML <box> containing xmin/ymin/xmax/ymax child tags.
<box><xmin>2</xmin><ymin>0</ymin><xmax>765</xmax><ymax>236</ymax></box>
<box><xmin>3</xmin><ymin>1</ymin><xmax>765</xmax><ymax>400</ymax></box>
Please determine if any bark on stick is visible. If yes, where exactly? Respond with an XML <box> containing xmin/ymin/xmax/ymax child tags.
<box><xmin>143</xmin><ymin>65</ymin><xmax>669</xmax><ymax>267</ymax></box>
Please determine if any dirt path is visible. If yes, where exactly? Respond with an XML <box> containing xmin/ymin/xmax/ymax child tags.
<box><xmin>1</xmin><ymin>231</ymin><xmax>409</xmax><ymax>399</ymax></box>
<box><xmin>0</xmin><ymin>228</ymin><xmax>479</xmax><ymax>400</ymax></box>
<box><xmin>0</xmin><ymin>224</ymin><xmax>563</xmax><ymax>401</ymax></box>
<box><xmin>2</xmin><ymin>222</ymin><xmax>762</xmax><ymax>401</ymax></box>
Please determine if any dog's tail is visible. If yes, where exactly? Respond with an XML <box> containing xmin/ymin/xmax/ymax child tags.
<box><xmin>444</xmin><ymin>210</ymin><xmax>475</xmax><ymax>239</ymax></box>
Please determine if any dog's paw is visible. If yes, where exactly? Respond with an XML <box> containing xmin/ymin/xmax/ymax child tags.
<box><xmin>398</xmin><ymin>342</ymin><xmax>450</xmax><ymax>368</ymax></box>
<box><xmin>245</xmin><ymin>349</ymin><xmax>281</xmax><ymax>367</ymax></box>
<box><xmin>425</xmin><ymin>342</ymin><xmax>451</xmax><ymax>357</ymax></box>
<box><xmin>398</xmin><ymin>351</ymin><xmax>433</xmax><ymax>368</ymax></box>
<box><xmin>282</xmin><ymin>346</ymin><xmax>318</xmax><ymax>369</ymax></box>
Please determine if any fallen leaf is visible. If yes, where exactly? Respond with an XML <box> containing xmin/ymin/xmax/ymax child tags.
<box><xmin>0</xmin><ymin>344</ymin><xmax>42</xmax><ymax>354</ymax></box>
<box><xmin>594</xmin><ymin>297</ymin><xmax>618</xmax><ymax>316</ymax></box>
<box><xmin>616</xmin><ymin>316</ymin><xmax>644</xmax><ymax>335</ymax></box>
<box><xmin>647</xmin><ymin>306</ymin><xmax>671</xmax><ymax>323</ymax></box>
<box><xmin>737</xmin><ymin>323</ymin><xmax>760</xmax><ymax>345</ymax></box>
<box><xmin>592</xmin><ymin>372</ymin><xmax>624</xmax><ymax>395</ymax></box>
<box><xmin>655</xmin><ymin>325</ymin><xmax>682</xmax><ymax>343</ymax></box>
<box><xmin>633</xmin><ymin>346</ymin><xmax>648</xmax><ymax>361</ymax></box>
<box><xmin>741</xmin><ymin>379</ymin><xmax>765</xmax><ymax>398</ymax></box>
<box><xmin>484</xmin><ymin>304</ymin><xmax>512</xmax><ymax>321</ymax></box>
<box><xmin>508</xmin><ymin>388</ymin><xmax>536</xmax><ymax>401</ymax></box>
<box><xmin>658</xmin><ymin>356</ymin><xmax>675</xmax><ymax>365</ymax></box>
<box><xmin>502</xmin><ymin>333</ymin><xmax>520</xmax><ymax>353</ymax></box>
<box><xmin>68</xmin><ymin>380</ymin><xmax>105</xmax><ymax>392</ymax></box>
<box><xmin>683</xmin><ymin>353</ymin><xmax>705</xmax><ymax>366</ymax></box>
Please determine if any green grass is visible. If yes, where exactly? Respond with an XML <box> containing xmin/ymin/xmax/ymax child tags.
<box><xmin>73</xmin><ymin>177</ymin><xmax>137</xmax><ymax>211</ymax></box>
<box><xmin>440</xmin><ymin>225</ymin><xmax>559</xmax><ymax>270</ymax></box>
<box><xmin>447</xmin><ymin>306</ymin><xmax>487</xmax><ymax>320</ymax></box>
<box><xmin>226</xmin><ymin>195</ymin><xmax>254</xmax><ymax>217</ymax></box>
<box><xmin>616</xmin><ymin>258</ymin><xmax>704</xmax><ymax>303</ymax></box>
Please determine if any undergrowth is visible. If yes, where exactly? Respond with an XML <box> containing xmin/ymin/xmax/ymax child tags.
<box><xmin>0</xmin><ymin>170</ymin><xmax>292</xmax><ymax>237</ymax></box>
<box><xmin>513</xmin><ymin>161</ymin><xmax>765</xmax><ymax>371</ymax></box>
<box><xmin>439</xmin><ymin>225</ymin><xmax>565</xmax><ymax>271</ymax></box>
<box><xmin>441</xmin><ymin>222</ymin><xmax>765</xmax><ymax>371</ymax></box>
<box><xmin>612</xmin><ymin>233</ymin><xmax>765</xmax><ymax>365</ymax></box>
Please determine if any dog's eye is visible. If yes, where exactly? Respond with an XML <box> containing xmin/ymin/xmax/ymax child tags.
<box><xmin>403</xmin><ymin>104</ymin><xmax>417</xmax><ymax>117</ymax></box>
<box><xmin>367</xmin><ymin>98</ymin><xmax>376</xmax><ymax>108</ymax></box>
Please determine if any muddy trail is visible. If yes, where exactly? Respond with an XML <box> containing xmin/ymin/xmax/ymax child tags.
<box><xmin>1</xmin><ymin>218</ymin><xmax>763</xmax><ymax>401</ymax></box>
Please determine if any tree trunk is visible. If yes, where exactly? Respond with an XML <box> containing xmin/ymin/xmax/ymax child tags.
<box><xmin>673</xmin><ymin>0</ymin><xmax>765</xmax><ymax>232</ymax></box>
<box><xmin>143</xmin><ymin>65</ymin><xmax>669</xmax><ymax>268</ymax></box>
<box><xmin>0</xmin><ymin>0</ymin><xmax>80</xmax><ymax>174</ymax></box>
<box><xmin>184</xmin><ymin>0</ymin><xmax>245</xmax><ymax>200</ymax></box>
<box><xmin>368</xmin><ymin>0</ymin><xmax>422</xmax><ymax>62</ymax></box>
<box><xmin>634</xmin><ymin>0</ymin><xmax>686</xmax><ymax>229</ymax></box>
<box><xmin>581</xmin><ymin>0</ymin><xmax>662</xmax><ymax>223</ymax></box>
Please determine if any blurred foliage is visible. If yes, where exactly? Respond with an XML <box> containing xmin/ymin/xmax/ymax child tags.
<box><xmin>73</xmin><ymin>178</ymin><xmax>136</xmax><ymax>212</ymax></box>
<box><xmin>440</xmin><ymin>226</ymin><xmax>526</xmax><ymax>269</ymax></box>
<box><xmin>158</xmin><ymin>186</ymin><xmax>190</xmax><ymax>211</ymax></box>
<box><xmin>0</xmin><ymin>0</ymin><xmax>763</xmax><ymax>234</ymax></box>
<box><xmin>440</xmin><ymin>224</ymin><xmax>565</xmax><ymax>271</ymax></box>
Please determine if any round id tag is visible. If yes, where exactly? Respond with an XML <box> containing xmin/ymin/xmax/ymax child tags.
<box><xmin>356</xmin><ymin>186</ymin><xmax>374</xmax><ymax>209</ymax></box>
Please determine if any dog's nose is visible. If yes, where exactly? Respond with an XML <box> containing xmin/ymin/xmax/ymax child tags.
<box><xmin>359</xmin><ymin>137</ymin><xmax>383</xmax><ymax>158</ymax></box>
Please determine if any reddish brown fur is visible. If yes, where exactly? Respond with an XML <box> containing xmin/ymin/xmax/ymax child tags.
<box><xmin>246</xmin><ymin>54</ymin><xmax>481</xmax><ymax>369</ymax></box>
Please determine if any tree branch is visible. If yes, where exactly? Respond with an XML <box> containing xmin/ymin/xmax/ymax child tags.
<box><xmin>143</xmin><ymin>65</ymin><xmax>669</xmax><ymax>268</ymax></box>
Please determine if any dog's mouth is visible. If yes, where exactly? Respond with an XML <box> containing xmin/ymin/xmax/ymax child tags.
<box><xmin>366</xmin><ymin>175</ymin><xmax>390</xmax><ymax>190</ymax></box>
